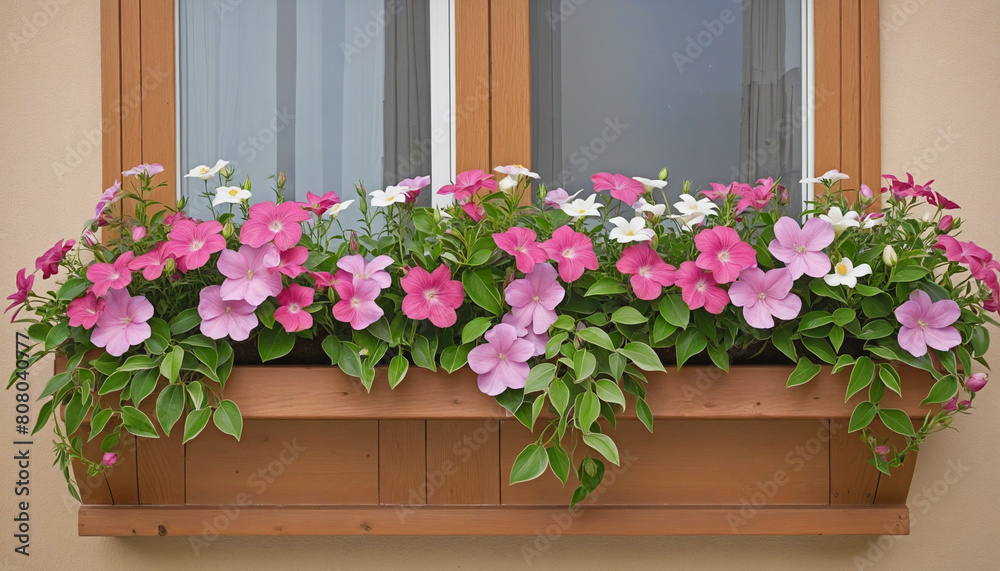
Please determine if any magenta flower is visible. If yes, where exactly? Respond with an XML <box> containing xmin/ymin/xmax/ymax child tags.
<box><xmin>768</xmin><ymin>217</ymin><xmax>835</xmax><ymax>279</ymax></box>
<box><xmin>304</xmin><ymin>191</ymin><xmax>341</xmax><ymax>216</ymax></box>
<box><xmin>309</xmin><ymin>270</ymin><xmax>351</xmax><ymax>291</ymax></box>
<box><xmin>938</xmin><ymin>215</ymin><xmax>954</xmax><ymax>232</ymax></box>
<box><xmin>401</xmin><ymin>265</ymin><xmax>465</xmax><ymax>327</ymax></box>
<box><xmin>332</xmin><ymin>279</ymin><xmax>384</xmax><ymax>330</ymax></box>
<box><xmin>122</xmin><ymin>163</ymin><xmax>164</xmax><ymax>178</ymax></box>
<box><xmin>894</xmin><ymin>290</ymin><xmax>961</xmax><ymax>357</ymax></box>
<box><xmin>942</xmin><ymin>396</ymin><xmax>959</xmax><ymax>411</ymax></box>
<box><xmin>934</xmin><ymin>236</ymin><xmax>997</xmax><ymax>280</ymax></box>
<box><xmin>337</xmin><ymin>254</ymin><xmax>393</xmax><ymax>289</ymax></box>
<box><xmin>735</xmin><ymin>178</ymin><xmax>775</xmax><ymax>211</ymax></box>
<box><xmin>967</xmin><ymin>373</ymin><xmax>988</xmax><ymax>393</ymax></box>
<box><xmin>240</xmin><ymin>201</ymin><xmax>311</xmax><ymax>251</ymax></box>
<box><xmin>217</xmin><ymin>244</ymin><xmax>283</xmax><ymax>306</ymax></box>
<box><xmin>161</xmin><ymin>220</ymin><xmax>225</xmax><ymax>271</ymax></box>
<box><xmin>274</xmin><ymin>284</ymin><xmax>315</xmax><ymax>333</ymax></box>
<box><xmin>67</xmin><ymin>293</ymin><xmax>106</xmax><ymax>329</ymax></box>
<box><xmin>883</xmin><ymin>173</ymin><xmax>933</xmax><ymax>200</ymax></box>
<box><xmin>86</xmin><ymin>251</ymin><xmax>135</xmax><ymax>296</ymax></box>
<box><xmin>927</xmin><ymin>191</ymin><xmax>960</xmax><ymax>210</ymax></box>
<box><xmin>467</xmin><ymin>323</ymin><xmax>534</xmax><ymax>396</ymax></box>
<box><xmin>128</xmin><ymin>243</ymin><xmax>173</xmax><ymax>280</ymax></box>
<box><xmin>90</xmin><ymin>288</ymin><xmax>154</xmax><ymax>356</ymax></box>
<box><xmin>728</xmin><ymin>267</ymin><xmax>802</xmax><ymax>329</ymax></box>
<box><xmin>94</xmin><ymin>180</ymin><xmax>121</xmax><ymax>218</ymax></box>
<box><xmin>616</xmin><ymin>244</ymin><xmax>676</xmax><ymax>301</ymax></box>
<box><xmin>675</xmin><ymin>261</ymin><xmax>729</xmax><ymax>314</ymax></box>
<box><xmin>592</xmin><ymin>172</ymin><xmax>644</xmax><ymax>204</ymax></box>
<box><xmin>494</xmin><ymin>227</ymin><xmax>549</xmax><ymax>274</ymax></box>
<box><xmin>102</xmin><ymin>453</ymin><xmax>118</xmax><ymax>466</ymax></box>
<box><xmin>505</xmin><ymin>262</ymin><xmax>565</xmax><ymax>335</ymax></box>
<box><xmin>541</xmin><ymin>226</ymin><xmax>599</xmax><ymax>282</ymax></box>
<box><xmin>397</xmin><ymin>175</ymin><xmax>431</xmax><ymax>203</ymax></box>
<box><xmin>197</xmin><ymin>285</ymin><xmax>258</xmax><ymax>341</ymax></box>
<box><xmin>5</xmin><ymin>268</ymin><xmax>35</xmax><ymax>321</ymax></box>
<box><xmin>35</xmin><ymin>239</ymin><xmax>75</xmax><ymax>280</ymax></box>
<box><xmin>163</xmin><ymin>211</ymin><xmax>190</xmax><ymax>226</ymax></box>
<box><xmin>461</xmin><ymin>201</ymin><xmax>485</xmax><ymax>222</ymax></box>
<box><xmin>694</xmin><ymin>226</ymin><xmax>756</xmax><ymax>283</ymax></box>
<box><xmin>272</xmin><ymin>246</ymin><xmax>308</xmax><ymax>278</ymax></box>
<box><xmin>438</xmin><ymin>169</ymin><xmax>496</xmax><ymax>202</ymax></box>
<box><xmin>501</xmin><ymin>313</ymin><xmax>548</xmax><ymax>357</ymax></box>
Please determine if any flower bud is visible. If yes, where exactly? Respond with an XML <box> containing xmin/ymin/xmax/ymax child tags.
<box><xmin>349</xmin><ymin>231</ymin><xmax>359</xmax><ymax>253</ymax></box>
<box><xmin>498</xmin><ymin>175</ymin><xmax>516</xmax><ymax>193</ymax></box>
<box><xmin>131</xmin><ymin>226</ymin><xmax>146</xmax><ymax>241</ymax></box>
<box><xmin>921</xmin><ymin>212</ymin><xmax>932</xmax><ymax>222</ymax></box>
<box><xmin>942</xmin><ymin>396</ymin><xmax>959</xmax><ymax>411</ymax></box>
<box><xmin>860</xmin><ymin>184</ymin><xmax>873</xmax><ymax>199</ymax></box>
<box><xmin>681</xmin><ymin>180</ymin><xmax>692</xmax><ymax>195</ymax></box>
<box><xmin>874</xmin><ymin>445</ymin><xmax>890</xmax><ymax>456</ymax></box>
<box><xmin>83</xmin><ymin>228</ymin><xmax>99</xmax><ymax>246</ymax></box>
<box><xmin>777</xmin><ymin>185</ymin><xmax>790</xmax><ymax>205</ymax></box>
<box><xmin>277</xmin><ymin>170</ymin><xmax>286</xmax><ymax>189</ymax></box>
<box><xmin>658</xmin><ymin>167</ymin><xmax>669</xmax><ymax>181</ymax></box>
<box><xmin>882</xmin><ymin>245</ymin><xmax>898</xmax><ymax>266</ymax></box>
<box><xmin>967</xmin><ymin>373</ymin><xmax>988</xmax><ymax>393</ymax></box>
<box><xmin>959</xmin><ymin>399</ymin><xmax>972</xmax><ymax>410</ymax></box>
<box><xmin>102</xmin><ymin>452</ymin><xmax>118</xmax><ymax>466</ymax></box>
<box><xmin>583</xmin><ymin>457</ymin><xmax>597</xmax><ymax>477</ymax></box>
<box><xmin>163</xmin><ymin>257</ymin><xmax>176</xmax><ymax>276</ymax></box>
<box><xmin>938</xmin><ymin>215</ymin><xmax>953</xmax><ymax>232</ymax></box>
<box><xmin>222</xmin><ymin>220</ymin><xmax>235</xmax><ymax>239</ymax></box>
<box><xmin>243</xmin><ymin>175</ymin><xmax>252</xmax><ymax>191</ymax></box>
<box><xmin>220</xmin><ymin>166</ymin><xmax>234</xmax><ymax>179</ymax></box>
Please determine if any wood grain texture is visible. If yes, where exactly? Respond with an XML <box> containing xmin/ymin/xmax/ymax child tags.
<box><xmin>136</xmin><ymin>424</ymin><xmax>185</xmax><ymax>505</ymax></box>
<box><xmin>455</xmin><ymin>0</ymin><xmax>491</xmax><ymax>173</ymax></box>
<box><xmin>829</xmin><ymin>418</ymin><xmax>881</xmax><ymax>504</ymax></box>
<box><xmin>489</xmin><ymin>0</ymin><xmax>531</xmax><ymax>173</ymax></box>
<box><xmin>72</xmin><ymin>422</ymin><xmax>114</xmax><ymax>506</ymax></box>
<box><xmin>378</xmin><ymin>420</ymin><xmax>426</xmax><ymax>505</ymax></box>
<box><xmin>860</xmin><ymin>0</ymin><xmax>882</xmax><ymax>199</ymax></box>
<box><xmin>872</xmin><ymin>419</ymin><xmax>920</xmax><ymax>505</ymax></box>
<box><xmin>814</xmin><ymin>0</ymin><xmax>841</xmax><ymax>178</ymax></box>
<box><xmin>840</xmin><ymin>0</ymin><xmax>862</xmax><ymax>204</ymax></box>
<box><xmin>78</xmin><ymin>505</ymin><xmax>909</xmax><ymax>536</ymax></box>
<box><xmin>106</xmin><ymin>434</ymin><xmax>140</xmax><ymax>505</ymax></box>
<box><xmin>425</xmin><ymin>419</ymin><xmax>500</xmax><ymax>505</ymax></box>
<box><xmin>100</xmin><ymin>0</ymin><xmax>122</xmax><ymax>193</ymax></box>
<box><xmin>139</xmin><ymin>0</ymin><xmax>176</xmax><ymax>209</ymax></box>
<box><xmin>185</xmin><ymin>420</ymin><xmax>379</xmax><ymax>505</ymax></box>
<box><xmin>119</xmin><ymin>0</ymin><xmax>142</xmax><ymax>182</ymax></box>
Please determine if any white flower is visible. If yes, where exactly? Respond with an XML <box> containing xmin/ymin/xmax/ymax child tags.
<box><xmin>883</xmin><ymin>245</ymin><xmax>898</xmax><ymax>266</ymax></box>
<box><xmin>819</xmin><ymin>207</ymin><xmax>860</xmax><ymax>237</ymax></box>
<box><xmin>438</xmin><ymin>209</ymin><xmax>453</xmax><ymax>220</ymax></box>
<box><xmin>633</xmin><ymin>176</ymin><xmax>668</xmax><ymax>192</ymax></box>
<box><xmin>369</xmin><ymin>185</ymin><xmax>408</xmax><ymax>207</ymax></box>
<box><xmin>608</xmin><ymin>217</ymin><xmax>655</xmax><ymax>243</ymax></box>
<box><xmin>669</xmin><ymin>194</ymin><xmax>718</xmax><ymax>230</ymax></box>
<box><xmin>631</xmin><ymin>197</ymin><xmax>666</xmax><ymax>217</ymax></box>
<box><xmin>212</xmin><ymin>185</ymin><xmax>251</xmax><ymax>206</ymax></box>
<box><xmin>861</xmin><ymin>214</ymin><xmax>885</xmax><ymax>230</ymax></box>
<box><xmin>184</xmin><ymin>159</ymin><xmax>229</xmax><ymax>180</ymax></box>
<box><xmin>325</xmin><ymin>200</ymin><xmax>355</xmax><ymax>219</ymax></box>
<box><xmin>495</xmin><ymin>165</ymin><xmax>539</xmax><ymax>192</ymax></box>
<box><xmin>561</xmin><ymin>194</ymin><xmax>603</xmax><ymax>218</ymax></box>
<box><xmin>801</xmin><ymin>169</ymin><xmax>850</xmax><ymax>184</ymax></box>
<box><xmin>824</xmin><ymin>257</ymin><xmax>872</xmax><ymax>288</ymax></box>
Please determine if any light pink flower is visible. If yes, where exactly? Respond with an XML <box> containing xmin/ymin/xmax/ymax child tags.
<box><xmin>894</xmin><ymin>290</ymin><xmax>961</xmax><ymax>357</ymax></box>
<box><xmin>494</xmin><ymin>227</ymin><xmax>549</xmax><ymax>274</ymax></box>
<box><xmin>505</xmin><ymin>262</ymin><xmax>565</xmax><ymax>335</ymax></box>
<box><xmin>540</xmin><ymin>226</ymin><xmax>599</xmax><ymax>283</ymax></box>
<box><xmin>543</xmin><ymin>188</ymin><xmax>581</xmax><ymax>209</ymax></box>
<box><xmin>401</xmin><ymin>265</ymin><xmax>465</xmax><ymax>327</ymax></box>
<box><xmin>332</xmin><ymin>279</ymin><xmax>384</xmax><ymax>330</ymax></box>
<box><xmin>94</xmin><ymin>180</ymin><xmax>121</xmax><ymax>218</ymax></box>
<box><xmin>309</xmin><ymin>270</ymin><xmax>351</xmax><ymax>291</ymax></box>
<box><xmin>675</xmin><ymin>261</ymin><xmax>729</xmax><ymax>314</ymax></box>
<box><xmin>131</xmin><ymin>226</ymin><xmax>146</xmax><ymax>241</ymax></box>
<box><xmin>35</xmin><ymin>239</ymin><xmax>75</xmax><ymax>280</ymax></box>
<box><xmin>467</xmin><ymin>323</ymin><xmax>534</xmax><ymax>396</ymax></box>
<box><xmin>128</xmin><ymin>243</ymin><xmax>173</xmax><ymax>280</ymax></box>
<box><xmin>397</xmin><ymin>175</ymin><xmax>431</xmax><ymax>203</ymax></box>
<box><xmin>122</xmin><ymin>163</ymin><xmax>164</xmax><ymax>177</ymax></box>
<box><xmin>501</xmin><ymin>313</ymin><xmax>548</xmax><ymax>357</ymax></box>
<box><xmin>161</xmin><ymin>220</ymin><xmax>225</xmax><ymax>270</ymax></box>
<box><xmin>274</xmin><ymin>284</ymin><xmax>315</xmax><ymax>333</ymax></box>
<box><xmin>700</xmin><ymin>182</ymin><xmax>744</xmax><ymax>201</ymax></box>
<box><xmin>198</xmin><ymin>285</ymin><xmax>258</xmax><ymax>341</ymax></box>
<box><xmin>438</xmin><ymin>169</ymin><xmax>496</xmax><ymax>202</ymax></box>
<box><xmin>735</xmin><ymin>178</ymin><xmax>775</xmax><ymax>211</ymax></box>
<box><xmin>694</xmin><ymin>226</ymin><xmax>756</xmax><ymax>283</ymax></box>
<box><xmin>218</xmin><ymin>244</ymin><xmax>283</xmax><ymax>306</ymax></box>
<box><xmin>86</xmin><ymin>251</ymin><xmax>135</xmax><ymax>296</ymax></box>
<box><xmin>67</xmin><ymin>293</ymin><xmax>105</xmax><ymax>329</ymax></box>
<box><xmin>240</xmin><ymin>201</ymin><xmax>311</xmax><ymax>251</ymax></box>
<box><xmin>728</xmin><ymin>267</ymin><xmax>802</xmax><ymax>329</ymax></box>
<box><xmin>102</xmin><ymin>453</ymin><xmax>118</xmax><ymax>466</ymax></box>
<box><xmin>271</xmin><ymin>246</ymin><xmax>308</xmax><ymax>278</ymax></box>
<box><xmin>616</xmin><ymin>244</ymin><xmax>676</xmax><ymax>301</ymax></box>
<box><xmin>337</xmin><ymin>254</ymin><xmax>393</xmax><ymax>289</ymax></box>
<box><xmin>90</xmin><ymin>288</ymin><xmax>153</xmax><ymax>356</ymax></box>
<box><xmin>768</xmin><ymin>217</ymin><xmax>835</xmax><ymax>279</ymax></box>
<box><xmin>461</xmin><ymin>201</ymin><xmax>485</xmax><ymax>222</ymax></box>
<box><xmin>592</xmin><ymin>172</ymin><xmax>644</xmax><ymax>204</ymax></box>
<box><xmin>934</xmin><ymin>236</ymin><xmax>997</xmax><ymax>280</ymax></box>
<box><xmin>83</xmin><ymin>229</ymin><xmax>99</xmax><ymax>246</ymax></box>
<box><xmin>303</xmin><ymin>191</ymin><xmax>341</xmax><ymax>216</ymax></box>
<box><xmin>873</xmin><ymin>445</ymin><xmax>890</xmax><ymax>456</ymax></box>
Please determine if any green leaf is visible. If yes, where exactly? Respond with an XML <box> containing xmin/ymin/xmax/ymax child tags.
<box><xmin>462</xmin><ymin>268</ymin><xmax>503</xmax><ymax>315</ymax></box>
<box><xmin>182</xmin><ymin>408</ymin><xmax>212</xmax><ymax>444</ymax></box>
<box><xmin>832</xmin><ymin>308</ymin><xmax>856</xmax><ymax>326</ymax></box>
<box><xmin>117</xmin><ymin>355</ymin><xmax>159</xmax><ymax>372</ymax></box>
<box><xmin>552</xmin><ymin>315</ymin><xmax>576</xmax><ymax>331</ymax></box>
<box><xmin>675</xmin><ymin>328</ymin><xmax>707</xmax><ymax>368</ymax></box>
<box><xmin>496</xmin><ymin>388</ymin><xmax>524</xmax><ymax>415</ymax></box>
<box><xmin>856</xmin><ymin>320</ymin><xmax>894</xmax><ymax>340</ymax></box>
<box><xmin>321</xmin><ymin>336</ymin><xmax>342</xmax><ymax>366</ymax></box>
<box><xmin>585</xmin><ymin>277</ymin><xmax>626</xmax><ymax>297</ymax></box>
<box><xmin>878</xmin><ymin>408</ymin><xmax>916</xmax><ymax>437</ymax></box>
<box><xmin>159</xmin><ymin>346</ymin><xmax>184</xmax><ymax>383</ymax></box>
<box><xmin>57</xmin><ymin>277</ymin><xmax>91</xmax><ymax>300</ymax></box>
<box><xmin>636</xmin><ymin>398</ymin><xmax>653</xmax><ymax>432</ymax></box>
<box><xmin>610</xmin><ymin>306</ymin><xmax>647</xmax><ymax>325</ymax></box>
<box><xmin>169</xmin><ymin>308</ymin><xmax>202</xmax><ymax>335</ymax></box>
<box><xmin>388</xmin><ymin>355</ymin><xmax>409</xmax><ymax>389</ymax></box>
<box><xmin>440</xmin><ymin>343</ymin><xmax>473</xmax><ymax>373</ymax></box>
<box><xmin>44</xmin><ymin>321</ymin><xmax>71</xmax><ymax>351</ymax></box>
<box><xmin>144</xmin><ymin>318</ymin><xmax>171</xmax><ymax>354</ymax></box>
<box><xmin>549</xmin><ymin>379</ymin><xmax>570</xmax><ymax>415</ymax></box>
<box><xmin>798</xmin><ymin>311</ymin><xmax>835</xmax><ymax>331</ymax></box>
<box><xmin>213</xmin><ymin>400</ymin><xmax>244</xmax><ymax>440</ymax></box>
<box><xmin>582</xmin><ymin>433</ymin><xmax>620</xmax><ymax>466</ymax></box>
<box><xmin>879</xmin><ymin>364</ymin><xmax>902</xmax><ymax>396</ymax></box>
<box><xmin>155</xmin><ymin>384</ymin><xmax>185</xmax><ymax>437</ymax></box>
<box><xmin>576</xmin><ymin>391</ymin><xmax>600</xmax><ymax>430</ymax></box>
<box><xmin>620</xmin><ymin>342</ymin><xmax>666</xmax><ymax>372</ymax></box>
<box><xmin>706</xmin><ymin>342</ymin><xmax>730</xmax><ymax>372</ymax></box>
<box><xmin>32</xmin><ymin>399</ymin><xmax>56</xmax><ymax>436</ymax></box>
<box><xmin>258</xmin><ymin>326</ymin><xmax>295</xmax><ymax>362</ymax></box>
<box><xmin>525</xmin><ymin>363</ymin><xmax>557</xmax><ymax>393</ymax></box>
<box><xmin>787</xmin><ymin>357</ymin><xmax>822</xmax><ymax>387</ymax></box>
<box><xmin>98</xmin><ymin>371</ymin><xmax>131</xmax><ymax>395</ymax></box>
<box><xmin>595</xmin><ymin>379</ymin><xmax>625</xmax><ymax>407</ymax></box>
<box><xmin>658</xmin><ymin>294</ymin><xmax>690</xmax><ymax>329</ymax></box>
<box><xmin>130</xmin><ymin>368</ymin><xmax>159</xmax><ymax>407</ymax></box>
<box><xmin>39</xmin><ymin>372</ymin><xmax>73</xmax><ymax>400</ymax></box>
<box><xmin>338</xmin><ymin>343</ymin><xmax>363</xmax><ymax>378</ymax></box>
<box><xmin>832</xmin><ymin>354</ymin><xmax>855</xmax><ymax>374</ymax></box>
<box><xmin>809</xmin><ymin>279</ymin><xmax>848</xmax><ymax>303</ymax></box>
<box><xmin>573</xmin><ymin>349</ymin><xmax>597</xmax><ymax>381</ymax></box>
<box><xmin>829</xmin><ymin>325</ymin><xmax>845</xmax><ymax>353</ymax></box>
<box><xmin>411</xmin><ymin>335</ymin><xmax>437</xmax><ymax>371</ymax></box>
<box><xmin>889</xmin><ymin>265</ymin><xmax>928</xmax><ymax>283</ymax></box>
<box><xmin>546</xmin><ymin>445</ymin><xmax>571</xmax><ymax>485</ymax></box>
<box><xmin>64</xmin><ymin>392</ymin><xmax>88</xmax><ymax>435</ymax></box>
<box><xmin>801</xmin><ymin>337</ymin><xmax>837</xmax><ymax>364</ymax></box>
<box><xmin>578</xmin><ymin>327</ymin><xmax>615</xmax><ymax>351</ymax></box>
<box><xmin>861</xmin><ymin>295</ymin><xmax>893</xmax><ymax>319</ymax></box>
<box><xmin>846</xmin><ymin>357</ymin><xmax>876</xmax><ymax>402</ymax></box>
<box><xmin>88</xmin><ymin>408</ymin><xmax>113</xmax><ymax>440</ymax></box>
<box><xmin>971</xmin><ymin>326</ymin><xmax>990</xmax><ymax>357</ymax></box>
<box><xmin>510</xmin><ymin>443</ymin><xmax>549</xmax><ymax>485</ymax></box>
<box><xmin>920</xmin><ymin>374</ymin><xmax>958</xmax><ymax>405</ymax></box>
<box><xmin>848</xmin><ymin>401</ymin><xmax>878</xmax><ymax>432</ymax></box>
<box><xmin>120</xmin><ymin>406</ymin><xmax>159</xmax><ymax>438</ymax></box>
<box><xmin>772</xmin><ymin>325</ymin><xmax>797</xmax><ymax>362</ymax></box>
<box><xmin>461</xmin><ymin>317</ymin><xmax>493</xmax><ymax>344</ymax></box>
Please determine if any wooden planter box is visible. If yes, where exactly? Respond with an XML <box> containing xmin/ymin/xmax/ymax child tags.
<box><xmin>66</xmin><ymin>363</ymin><xmax>935</xmax><ymax>537</ymax></box>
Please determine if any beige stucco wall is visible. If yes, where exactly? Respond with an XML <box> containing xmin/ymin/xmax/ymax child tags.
<box><xmin>1</xmin><ymin>0</ymin><xmax>998</xmax><ymax>568</ymax></box>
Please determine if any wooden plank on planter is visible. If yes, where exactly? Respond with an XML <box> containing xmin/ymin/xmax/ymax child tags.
<box><xmin>829</xmin><ymin>418</ymin><xmax>880</xmax><ymax>504</ymax></box>
<box><xmin>185</xmin><ymin>420</ymin><xmax>378</xmax><ymax>505</ymax></box>
<box><xmin>425</xmin><ymin>420</ymin><xmax>500</xmax><ymax>505</ymax></box>
<box><xmin>78</xmin><ymin>505</ymin><xmax>909</xmax><ymax>537</ymax></box>
<box><xmin>107</xmin><ymin>435</ymin><xmax>140</xmax><ymax>505</ymax></box>
<box><xmin>378</xmin><ymin>420</ymin><xmax>426</xmax><ymax>505</ymax></box>
<box><xmin>501</xmin><ymin>419</ymin><xmax>830</xmax><ymax>506</ymax></box>
<box><xmin>871</xmin><ymin>419</ymin><xmax>920</xmax><ymax>505</ymax></box>
<box><xmin>137</xmin><ymin>425</ymin><xmax>185</xmax><ymax>505</ymax></box>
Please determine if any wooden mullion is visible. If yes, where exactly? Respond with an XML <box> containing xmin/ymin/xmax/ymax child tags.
<box><xmin>860</xmin><ymin>0</ymin><xmax>882</xmax><ymax>204</ymax></box>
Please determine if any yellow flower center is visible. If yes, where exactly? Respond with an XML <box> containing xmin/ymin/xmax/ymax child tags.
<box><xmin>836</xmin><ymin>262</ymin><xmax>849</xmax><ymax>276</ymax></box>
<box><xmin>229</xmin><ymin>188</ymin><xmax>239</xmax><ymax>196</ymax></box>
<box><xmin>199</xmin><ymin>167</ymin><xmax>209</xmax><ymax>173</ymax></box>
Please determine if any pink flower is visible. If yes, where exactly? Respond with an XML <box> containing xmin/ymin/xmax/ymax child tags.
<box><xmin>272</xmin><ymin>246</ymin><xmax>308</xmax><ymax>278</ymax></box>
<box><xmin>700</xmin><ymin>182</ymin><xmax>740</xmax><ymax>201</ymax></box>
<box><xmin>401</xmin><ymin>265</ymin><xmax>465</xmax><ymax>327</ymax></box>
<box><xmin>438</xmin><ymin>169</ymin><xmax>496</xmax><ymax>202</ymax></box>
<box><xmin>967</xmin><ymin>373</ymin><xmax>988</xmax><ymax>393</ymax></box>
<box><xmin>128</xmin><ymin>243</ymin><xmax>173</xmax><ymax>280</ymax></box>
<box><xmin>592</xmin><ymin>172</ymin><xmax>644</xmax><ymax>204</ymax></box>
<box><xmin>82</xmin><ymin>229</ymin><xmax>99</xmax><ymax>246</ymax></box>
<box><xmin>543</xmin><ymin>188</ymin><xmax>581</xmax><ymax>209</ymax></box>
<box><xmin>35</xmin><ymin>239</ymin><xmax>75</xmax><ymax>280</ymax></box>
<box><xmin>768</xmin><ymin>217</ymin><xmax>835</xmax><ymax>279</ymax></box>
<box><xmin>501</xmin><ymin>313</ymin><xmax>548</xmax><ymax>357</ymax></box>
<box><xmin>934</xmin><ymin>236</ymin><xmax>997</xmax><ymax>280</ymax></box>
<box><xmin>694</xmin><ymin>226</ymin><xmax>756</xmax><ymax>283</ymax></box>
<box><xmin>860</xmin><ymin>184</ymin><xmax>874</xmax><ymax>199</ymax></box>
<box><xmin>161</xmin><ymin>220</ymin><xmax>225</xmax><ymax>270</ymax></box>
<box><xmin>218</xmin><ymin>244</ymin><xmax>283</xmax><ymax>306</ymax></box>
<box><xmin>86</xmin><ymin>251</ymin><xmax>135</xmax><ymax>296</ymax></box>
<box><xmin>304</xmin><ymin>191</ymin><xmax>340</xmax><ymax>216</ymax></box>
<box><xmin>94</xmin><ymin>180</ymin><xmax>121</xmax><ymax>218</ymax></box>
<box><xmin>90</xmin><ymin>288</ymin><xmax>153</xmax><ymax>356</ymax></box>
<box><xmin>735</xmin><ymin>178</ymin><xmax>776</xmax><ymax>211</ymax></box>
<box><xmin>337</xmin><ymin>254</ymin><xmax>393</xmax><ymax>288</ymax></box>
<box><xmin>67</xmin><ymin>293</ymin><xmax>106</xmax><ymax>329</ymax></box>
<box><xmin>927</xmin><ymin>191</ymin><xmax>960</xmax><ymax>210</ymax></box>
<box><xmin>894</xmin><ymin>290</ymin><xmax>961</xmax><ymax>357</ymax></box>
<box><xmin>883</xmin><ymin>173</ymin><xmax>933</xmax><ymax>200</ymax></box>
<box><xmin>122</xmin><ymin>163</ymin><xmax>164</xmax><ymax>177</ymax></box>
<box><xmin>397</xmin><ymin>175</ymin><xmax>431</xmax><ymax>202</ymax></box>
<box><xmin>616</xmin><ymin>244</ymin><xmax>676</xmax><ymax>300</ymax></box>
<box><xmin>131</xmin><ymin>226</ymin><xmax>146</xmax><ymax>241</ymax></box>
<box><xmin>675</xmin><ymin>261</ymin><xmax>729</xmax><ymax>314</ymax></box>
<box><xmin>5</xmin><ymin>269</ymin><xmax>34</xmax><ymax>321</ymax></box>
<box><xmin>309</xmin><ymin>270</ymin><xmax>351</xmax><ymax>291</ymax></box>
<box><xmin>240</xmin><ymin>201</ymin><xmax>311</xmax><ymax>251</ymax></box>
<box><xmin>102</xmin><ymin>453</ymin><xmax>118</xmax><ymax>466</ymax></box>
<box><xmin>467</xmin><ymin>323</ymin><xmax>534</xmax><ymax>396</ymax></box>
<box><xmin>198</xmin><ymin>285</ymin><xmax>258</xmax><ymax>341</ymax></box>
<box><xmin>540</xmin><ymin>226</ymin><xmax>599</xmax><ymax>282</ymax></box>
<box><xmin>728</xmin><ymin>267</ymin><xmax>802</xmax><ymax>329</ymax></box>
<box><xmin>332</xmin><ymin>279</ymin><xmax>384</xmax><ymax>330</ymax></box>
<box><xmin>873</xmin><ymin>445</ymin><xmax>890</xmax><ymax>456</ymax></box>
<box><xmin>274</xmin><ymin>284</ymin><xmax>315</xmax><ymax>333</ymax></box>
<box><xmin>938</xmin><ymin>215</ymin><xmax>954</xmax><ymax>232</ymax></box>
<box><xmin>461</xmin><ymin>201</ymin><xmax>485</xmax><ymax>222</ymax></box>
<box><xmin>505</xmin><ymin>263</ymin><xmax>565</xmax><ymax>335</ymax></box>
<box><xmin>494</xmin><ymin>227</ymin><xmax>549</xmax><ymax>274</ymax></box>
<box><xmin>163</xmin><ymin>211</ymin><xmax>190</xmax><ymax>226</ymax></box>
<box><xmin>942</xmin><ymin>396</ymin><xmax>959</xmax><ymax>411</ymax></box>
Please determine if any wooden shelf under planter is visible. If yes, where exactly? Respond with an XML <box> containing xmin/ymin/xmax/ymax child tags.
<box><xmin>65</xmin><ymin>363</ymin><xmax>935</xmax><ymax>537</ymax></box>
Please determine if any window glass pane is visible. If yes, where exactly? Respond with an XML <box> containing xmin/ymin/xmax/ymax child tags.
<box><xmin>531</xmin><ymin>0</ymin><xmax>804</xmax><ymax>214</ymax></box>
<box><xmin>179</xmin><ymin>0</ymin><xmax>432</xmax><ymax>225</ymax></box>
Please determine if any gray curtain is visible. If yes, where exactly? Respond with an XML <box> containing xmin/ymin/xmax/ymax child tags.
<box><xmin>530</xmin><ymin>0</ymin><xmax>563</xmax><ymax>192</ymax></box>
